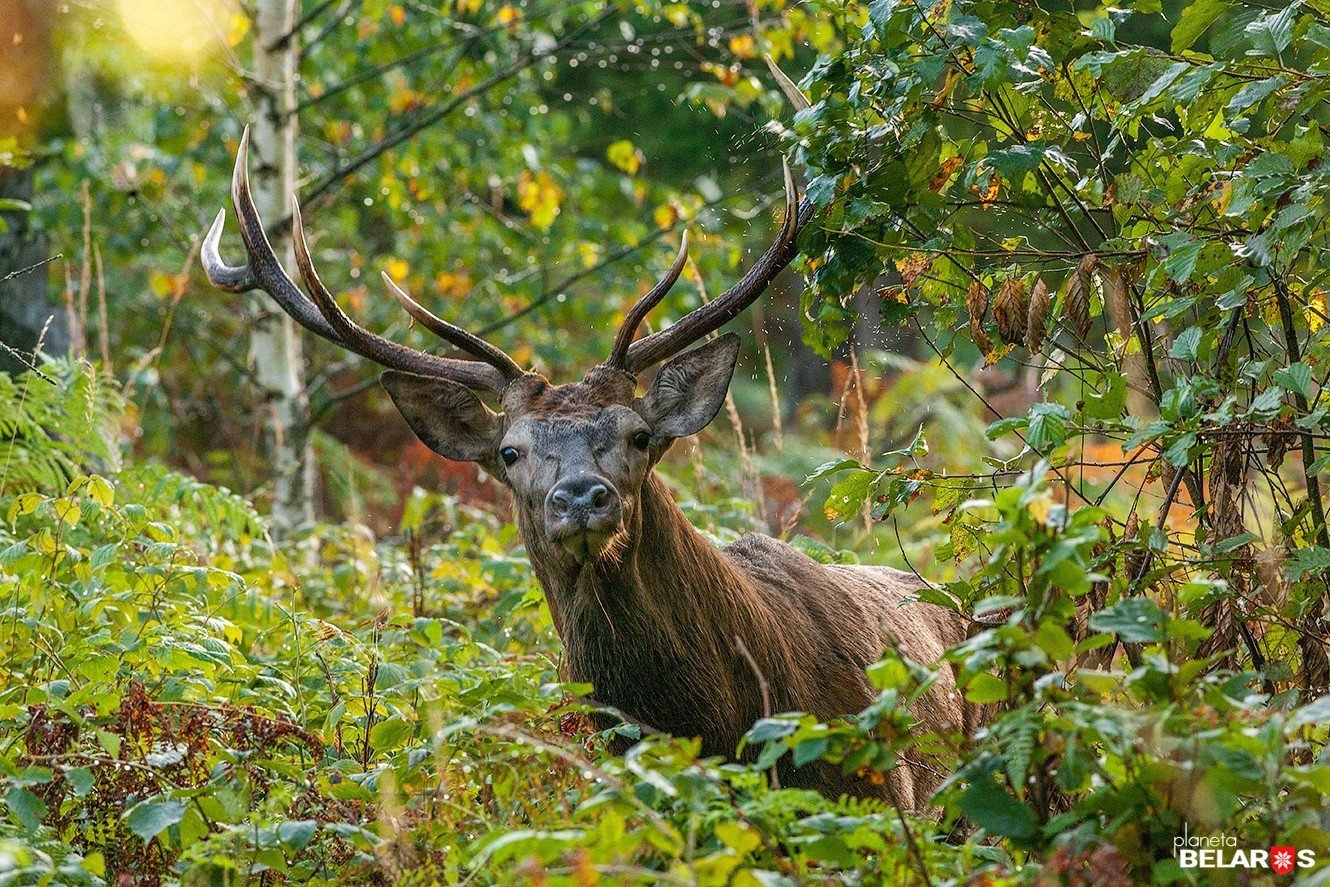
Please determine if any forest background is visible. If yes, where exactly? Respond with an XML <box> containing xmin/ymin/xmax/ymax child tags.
<box><xmin>1</xmin><ymin>0</ymin><xmax>1329</xmax><ymax>883</ymax></box>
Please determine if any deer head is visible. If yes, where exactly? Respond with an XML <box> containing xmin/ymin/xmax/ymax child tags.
<box><xmin>202</xmin><ymin>128</ymin><xmax>808</xmax><ymax>564</ymax></box>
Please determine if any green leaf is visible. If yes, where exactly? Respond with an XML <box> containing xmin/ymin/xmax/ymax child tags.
<box><xmin>793</xmin><ymin>736</ymin><xmax>830</xmax><ymax>766</ymax></box>
<box><xmin>1083</xmin><ymin>373</ymin><xmax>1126</xmax><ymax>420</ymax></box>
<box><xmin>1026</xmin><ymin>402</ymin><xmax>1071</xmax><ymax>450</ymax></box>
<box><xmin>1033</xmin><ymin>621</ymin><xmax>1075</xmax><ymax>661</ymax></box>
<box><xmin>965</xmin><ymin>673</ymin><xmax>1009</xmax><ymax>704</ymax></box>
<box><xmin>5</xmin><ymin>786</ymin><xmax>46</xmax><ymax>831</ymax></box>
<box><xmin>1170</xmin><ymin>327</ymin><xmax>1202</xmax><ymax>361</ymax></box>
<box><xmin>1288</xmin><ymin>547</ymin><xmax>1330</xmax><ymax>582</ymax></box>
<box><xmin>66</xmin><ymin>767</ymin><xmax>95</xmax><ymax>798</ymax></box>
<box><xmin>1244</xmin><ymin>4</ymin><xmax>1297</xmax><ymax>56</ymax></box>
<box><xmin>746</xmin><ymin>718</ymin><xmax>796</xmax><ymax>744</ymax></box>
<box><xmin>1225</xmin><ymin>76</ymin><xmax>1284</xmax><ymax>116</ymax></box>
<box><xmin>959</xmin><ymin>777</ymin><xmax>1036</xmax><ymax>840</ymax></box>
<box><xmin>1171</xmin><ymin>0</ymin><xmax>1226</xmax><ymax>51</ymax></box>
<box><xmin>369</xmin><ymin>716</ymin><xmax>414</xmax><ymax>751</ymax></box>
<box><xmin>1089</xmin><ymin>598</ymin><xmax>1165</xmax><ymax>643</ymax></box>
<box><xmin>1289</xmin><ymin>695</ymin><xmax>1330</xmax><ymax>731</ymax></box>
<box><xmin>277</xmin><ymin>819</ymin><xmax>319</xmax><ymax>853</ymax></box>
<box><xmin>1158</xmin><ymin>233</ymin><xmax>1204</xmax><ymax>283</ymax></box>
<box><xmin>125</xmin><ymin>797</ymin><xmax>184</xmax><ymax>842</ymax></box>
<box><xmin>1274</xmin><ymin>362</ymin><xmax>1312</xmax><ymax>398</ymax></box>
<box><xmin>822</xmin><ymin>469</ymin><xmax>878</xmax><ymax>522</ymax></box>
<box><xmin>804</xmin><ymin>458</ymin><xmax>862</xmax><ymax>484</ymax></box>
<box><xmin>868</xmin><ymin>0</ymin><xmax>899</xmax><ymax>35</ymax></box>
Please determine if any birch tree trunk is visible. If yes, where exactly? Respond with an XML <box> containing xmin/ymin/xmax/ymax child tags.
<box><xmin>249</xmin><ymin>0</ymin><xmax>315</xmax><ymax>533</ymax></box>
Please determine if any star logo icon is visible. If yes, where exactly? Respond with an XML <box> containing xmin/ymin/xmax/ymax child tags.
<box><xmin>1270</xmin><ymin>846</ymin><xmax>1297</xmax><ymax>875</ymax></box>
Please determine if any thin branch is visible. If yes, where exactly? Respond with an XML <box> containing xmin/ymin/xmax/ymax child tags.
<box><xmin>297</xmin><ymin>8</ymin><xmax>613</xmax><ymax>211</ymax></box>
<box><xmin>267</xmin><ymin>0</ymin><xmax>339</xmax><ymax>51</ymax></box>
<box><xmin>1</xmin><ymin>254</ymin><xmax>62</xmax><ymax>283</ymax></box>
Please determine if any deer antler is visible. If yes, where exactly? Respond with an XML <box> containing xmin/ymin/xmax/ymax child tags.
<box><xmin>615</xmin><ymin>157</ymin><xmax>810</xmax><ymax>374</ymax></box>
<box><xmin>605</xmin><ymin>231</ymin><xmax>689</xmax><ymax>371</ymax></box>
<box><xmin>200</xmin><ymin>127</ymin><xmax>520</xmax><ymax>394</ymax></box>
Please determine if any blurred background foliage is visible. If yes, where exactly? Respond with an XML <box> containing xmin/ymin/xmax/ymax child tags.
<box><xmin>1</xmin><ymin>0</ymin><xmax>1330</xmax><ymax>882</ymax></box>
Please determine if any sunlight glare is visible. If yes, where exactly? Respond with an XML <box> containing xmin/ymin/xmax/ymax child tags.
<box><xmin>116</xmin><ymin>0</ymin><xmax>234</xmax><ymax>60</ymax></box>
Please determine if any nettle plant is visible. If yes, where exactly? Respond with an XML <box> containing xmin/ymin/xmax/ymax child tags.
<box><xmin>776</xmin><ymin>0</ymin><xmax>1330</xmax><ymax>872</ymax></box>
<box><xmin>790</xmin><ymin>0</ymin><xmax>1330</xmax><ymax>699</ymax></box>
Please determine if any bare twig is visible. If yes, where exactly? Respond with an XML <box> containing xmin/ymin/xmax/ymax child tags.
<box><xmin>0</xmin><ymin>254</ymin><xmax>61</xmax><ymax>283</ymax></box>
<box><xmin>734</xmin><ymin>635</ymin><xmax>779</xmax><ymax>789</ymax></box>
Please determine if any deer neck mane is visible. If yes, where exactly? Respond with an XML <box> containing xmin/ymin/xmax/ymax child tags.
<box><xmin>520</xmin><ymin>471</ymin><xmax>770</xmax><ymax>666</ymax></box>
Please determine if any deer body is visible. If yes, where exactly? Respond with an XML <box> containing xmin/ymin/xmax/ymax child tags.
<box><xmin>202</xmin><ymin>129</ymin><xmax>981</xmax><ymax>807</ymax></box>
<box><xmin>529</xmin><ymin>472</ymin><xmax>971</xmax><ymax>805</ymax></box>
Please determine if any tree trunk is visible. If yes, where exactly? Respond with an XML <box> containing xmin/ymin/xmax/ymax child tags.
<box><xmin>249</xmin><ymin>0</ymin><xmax>315</xmax><ymax>533</ymax></box>
<box><xmin>0</xmin><ymin>2</ymin><xmax>65</xmax><ymax>371</ymax></box>
<box><xmin>0</xmin><ymin>166</ymin><xmax>66</xmax><ymax>371</ymax></box>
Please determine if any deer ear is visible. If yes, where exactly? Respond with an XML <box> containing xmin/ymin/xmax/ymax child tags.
<box><xmin>636</xmin><ymin>333</ymin><xmax>740</xmax><ymax>440</ymax></box>
<box><xmin>381</xmin><ymin>371</ymin><xmax>502</xmax><ymax>464</ymax></box>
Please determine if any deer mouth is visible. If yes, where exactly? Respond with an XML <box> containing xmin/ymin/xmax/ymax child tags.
<box><xmin>547</xmin><ymin>509</ymin><xmax>624</xmax><ymax>559</ymax></box>
<box><xmin>553</xmin><ymin>527</ymin><xmax>620</xmax><ymax>561</ymax></box>
<box><xmin>546</xmin><ymin>510</ymin><xmax>625</xmax><ymax>561</ymax></box>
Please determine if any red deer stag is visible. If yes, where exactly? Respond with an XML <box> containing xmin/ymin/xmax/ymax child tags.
<box><xmin>202</xmin><ymin>129</ymin><xmax>980</xmax><ymax>807</ymax></box>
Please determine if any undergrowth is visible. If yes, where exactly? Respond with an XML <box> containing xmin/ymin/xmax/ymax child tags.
<box><xmin>0</xmin><ymin>364</ymin><xmax>1326</xmax><ymax>886</ymax></box>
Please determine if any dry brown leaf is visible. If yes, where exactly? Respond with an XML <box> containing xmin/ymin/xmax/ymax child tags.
<box><xmin>965</xmin><ymin>281</ymin><xmax>992</xmax><ymax>355</ymax></box>
<box><xmin>993</xmin><ymin>276</ymin><xmax>1029</xmax><ymax>345</ymax></box>
<box><xmin>1065</xmin><ymin>254</ymin><xmax>1097</xmax><ymax>341</ymax></box>
<box><xmin>1027</xmin><ymin>277</ymin><xmax>1051</xmax><ymax>352</ymax></box>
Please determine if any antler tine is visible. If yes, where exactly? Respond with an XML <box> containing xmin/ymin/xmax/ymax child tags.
<box><xmin>199</xmin><ymin>126</ymin><xmax>511</xmax><ymax>394</ymax></box>
<box><xmin>204</xmin><ymin>127</ymin><xmax>349</xmax><ymax>345</ymax></box>
<box><xmin>381</xmin><ymin>272</ymin><xmax>525</xmax><ymax>382</ymax></box>
<box><xmin>624</xmin><ymin>157</ymin><xmax>808</xmax><ymax>374</ymax></box>
<box><xmin>201</xmin><ymin>209</ymin><xmax>257</xmax><ymax>292</ymax></box>
<box><xmin>605</xmin><ymin>231</ymin><xmax>688</xmax><ymax>370</ymax></box>
<box><xmin>290</xmin><ymin>199</ymin><xmax>509</xmax><ymax>394</ymax></box>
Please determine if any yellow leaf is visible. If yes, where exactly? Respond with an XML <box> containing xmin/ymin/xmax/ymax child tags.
<box><xmin>386</xmin><ymin>259</ymin><xmax>409</xmax><ymax>283</ymax></box>
<box><xmin>325</xmin><ymin>120</ymin><xmax>352</xmax><ymax>145</ymax></box>
<box><xmin>576</xmin><ymin>242</ymin><xmax>600</xmax><ymax>269</ymax></box>
<box><xmin>728</xmin><ymin>33</ymin><xmax>756</xmax><ymax>59</ymax></box>
<box><xmin>389</xmin><ymin>4</ymin><xmax>406</xmax><ymax>25</ymax></box>
<box><xmin>663</xmin><ymin>3</ymin><xmax>689</xmax><ymax>27</ymax></box>
<box><xmin>702</xmin><ymin>61</ymin><xmax>740</xmax><ymax>87</ymax></box>
<box><xmin>653</xmin><ymin>203</ymin><xmax>678</xmax><ymax>229</ymax></box>
<box><xmin>509</xmin><ymin>344</ymin><xmax>534</xmax><ymax>367</ymax></box>
<box><xmin>456</xmin><ymin>0</ymin><xmax>482</xmax><ymax>13</ymax></box>
<box><xmin>1306</xmin><ymin>290</ymin><xmax>1327</xmax><ymax>333</ymax></box>
<box><xmin>982</xmin><ymin>342</ymin><xmax>1015</xmax><ymax>367</ymax></box>
<box><xmin>435</xmin><ymin>270</ymin><xmax>473</xmax><ymax>298</ymax></box>
<box><xmin>606</xmin><ymin>140</ymin><xmax>640</xmax><ymax>176</ymax></box>
<box><xmin>517</xmin><ymin>170</ymin><xmax>563</xmax><ymax>230</ymax></box>
<box><xmin>53</xmin><ymin>498</ymin><xmax>80</xmax><ymax>527</ymax></box>
<box><xmin>149</xmin><ymin>271</ymin><xmax>175</xmax><ymax>299</ymax></box>
<box><xmin>1028</xmin><ymin>493</ymin><xmax>1051</xmax><ymax>526</ymax></box>
<box><xmin>495</xmin><ymin>4</ymin><xmax>522</xmax><ymax>29</ymax></box>
<box><xmin>929</xmin><ymin>155</ymin><xmax>962</xmax><ymax>192</ymax></box>
<box><xmin>87</xmin><ymin>475</ymin><xmax>115</xmax><ymax>508</ymax></box>
<box><xmin>389</xmin><ymin>87</ymin><xmax>425</xmax><ymax>114</ymax></box>
<box><xmin>226</xmin><ymin>12</ymin><xmax>249</xmax><ymax>46</ymax></box>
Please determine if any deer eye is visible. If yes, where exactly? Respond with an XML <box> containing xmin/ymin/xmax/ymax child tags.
<box><xmin>632</xmin><ymin>431</ymin><xmax>652</xmax><ymax>451</ymax></box>
<box><xmin>499</xmin><ymin>446</ymin><xmax>520</xmax><ymax>466</ymax></box>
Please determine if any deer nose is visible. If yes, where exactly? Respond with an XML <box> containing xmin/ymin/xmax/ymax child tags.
<box><xmin>547</xmin><ymin>475</ymin><xmax>620</xmax><ymax>525</ymax></box>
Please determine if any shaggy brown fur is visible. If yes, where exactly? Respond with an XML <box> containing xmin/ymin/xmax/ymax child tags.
<box><xmin>383</xmin><ymin>342</ymin><xmax>982</xmax><ymax>807</ymax></box>
<box><xmin>522</xmin><ymin>472</ymin><xmax>978</xmax><ymax>807</ymax></box>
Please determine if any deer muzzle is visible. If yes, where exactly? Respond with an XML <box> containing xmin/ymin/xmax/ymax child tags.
<box><xmin>544</xmin><ymin>474</ymin><xmax>623</xmax><ymax>556</ymax></box>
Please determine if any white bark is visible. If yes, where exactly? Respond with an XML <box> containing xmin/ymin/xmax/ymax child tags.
<box><xmin>250</xmin><ymin>0</ymin><xmax>315</xmax><ymax>533</ymax></box>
